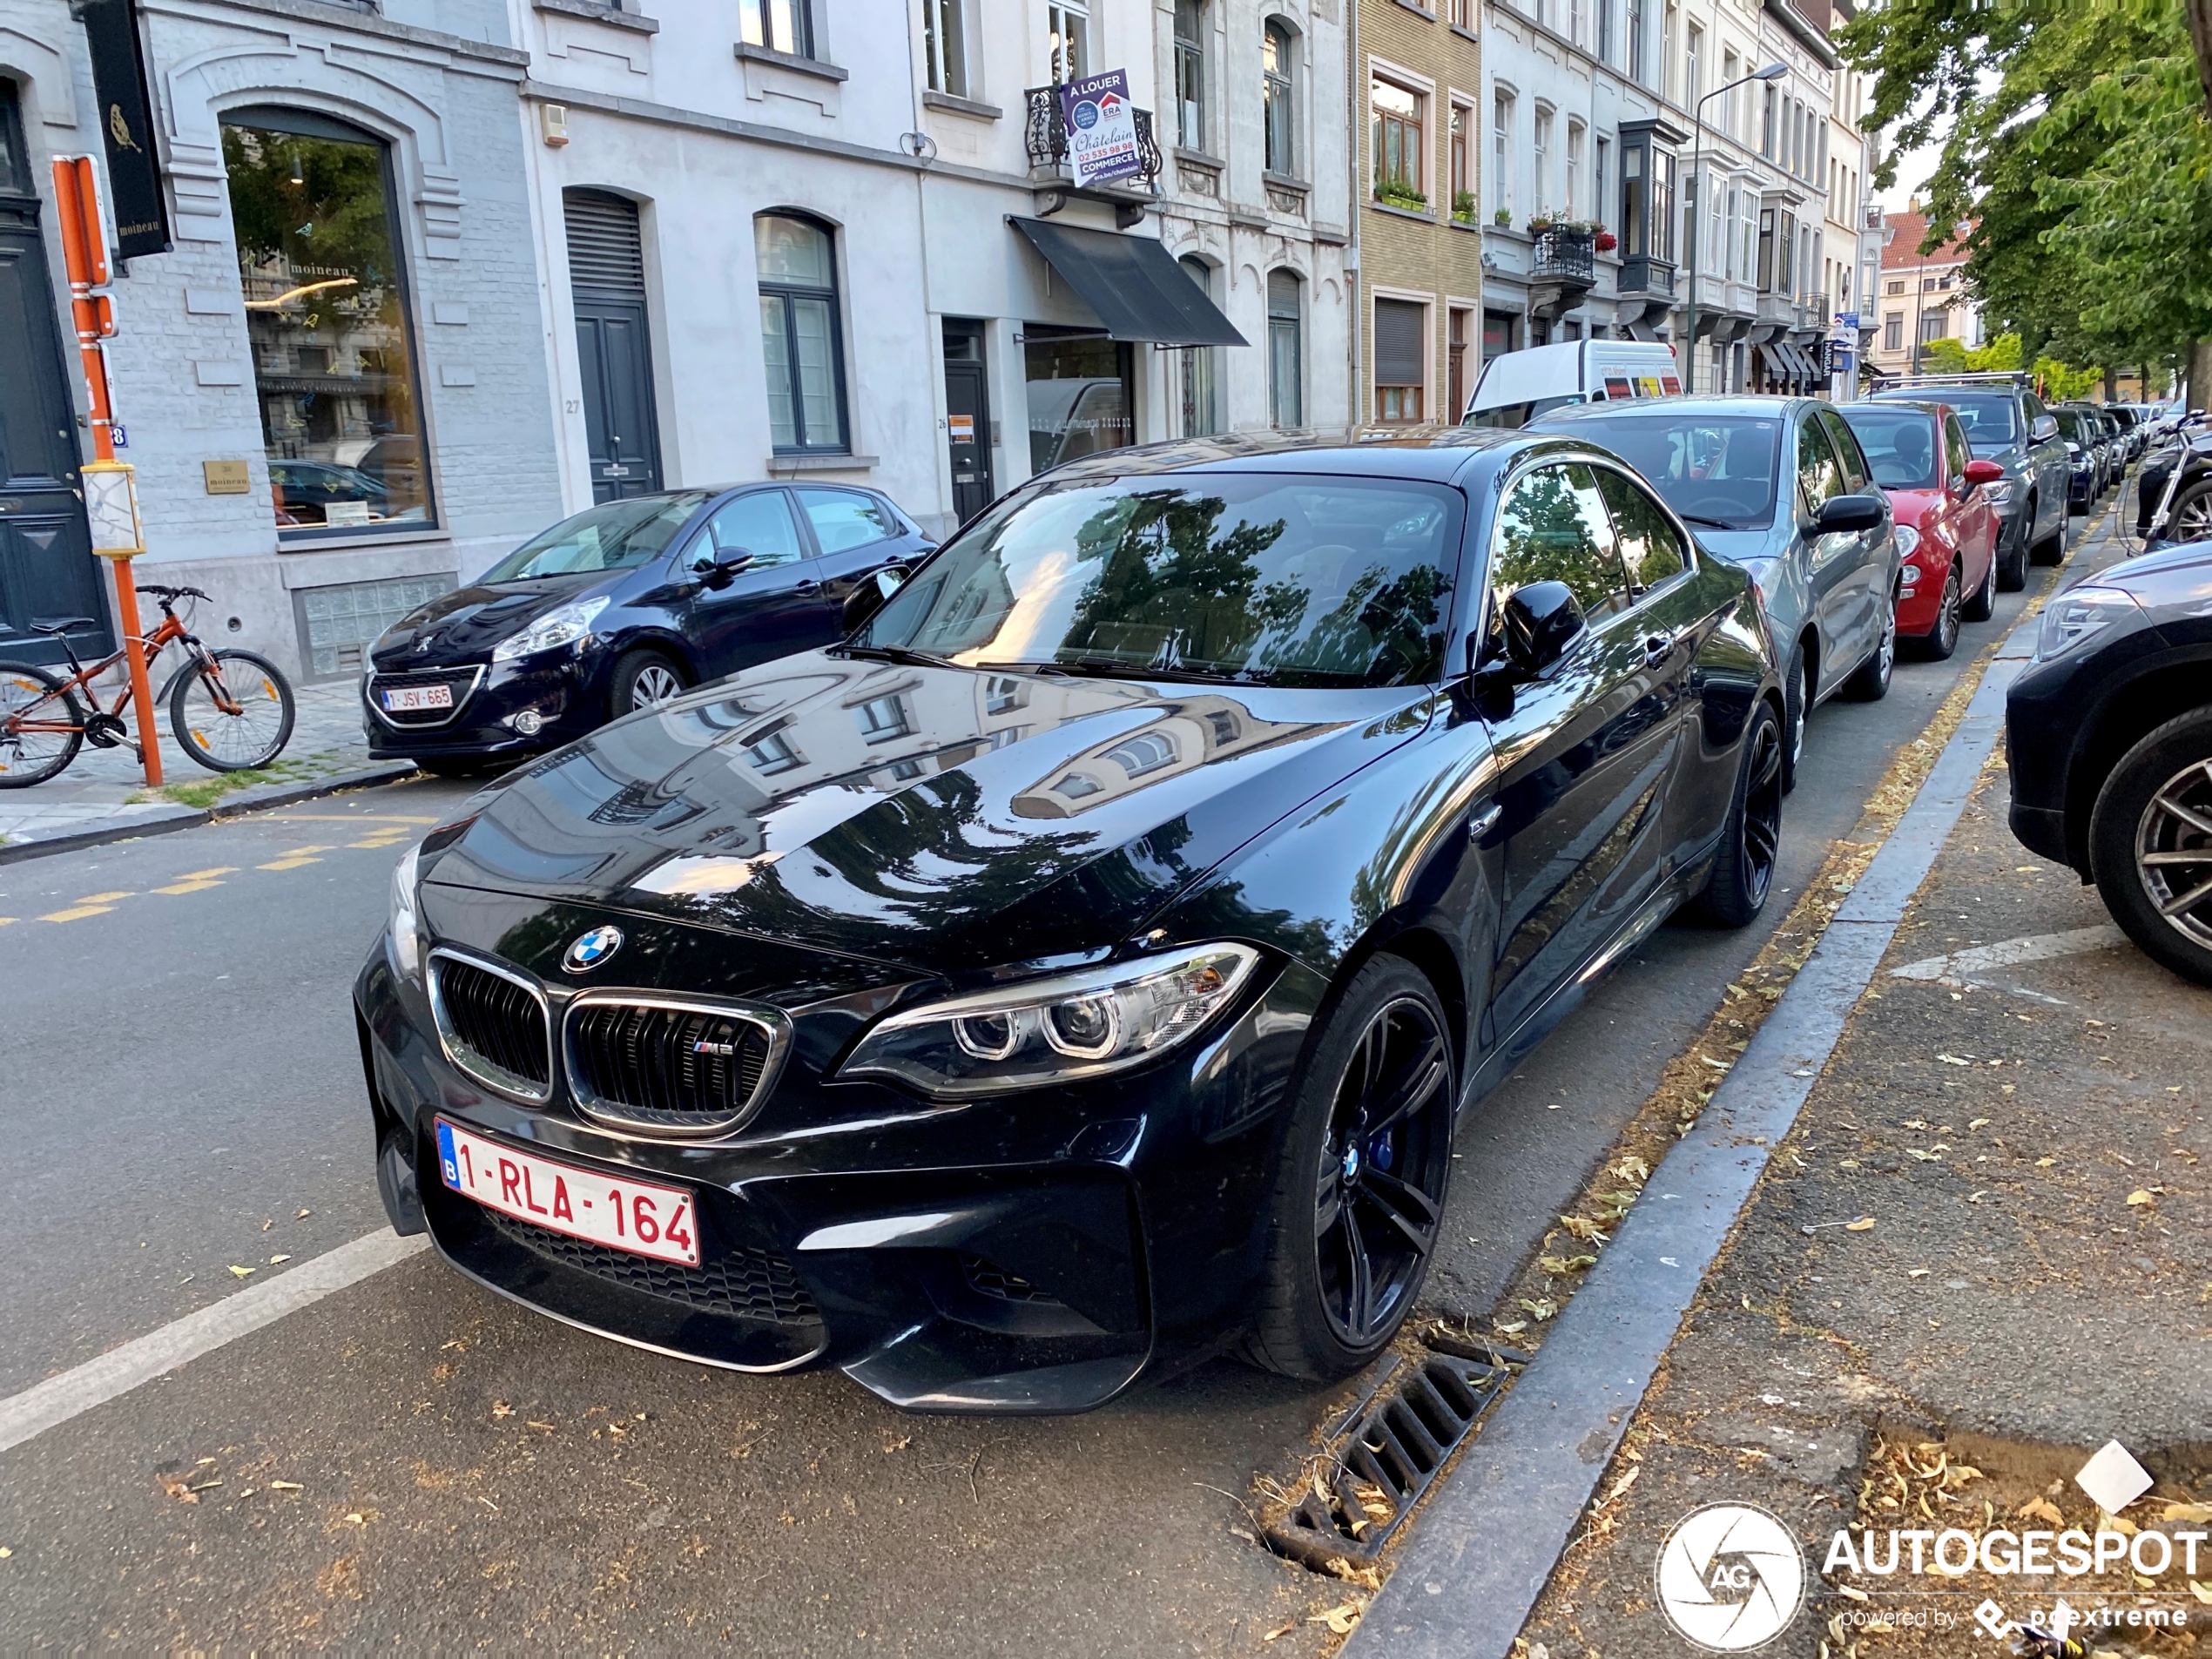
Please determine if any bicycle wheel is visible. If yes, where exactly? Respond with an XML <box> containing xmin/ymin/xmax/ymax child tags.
<box><xmin>0</xmin><ymin>662</ymin><xmax>85</xmax><ymax>788</ymax></box>
<box><xmin>170</xmin><ymin>649</ymin><xmax>294</xmax><ymax>772</ymax></box>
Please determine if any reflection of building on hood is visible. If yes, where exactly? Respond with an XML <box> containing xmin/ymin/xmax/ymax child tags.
<box><xmin>1012</xmin><ymin>694</ymin><xmax>1326</xmax><ymax>818</ymax></box>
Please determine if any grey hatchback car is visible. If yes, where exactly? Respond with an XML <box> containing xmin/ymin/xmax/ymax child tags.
<box><xmin>1869</xmin><ymin>376</ymin><xmax>2069</xmax><ymax>590</ymax></box>
<box><xmin>1527</xmin><ymin>396</ymin><xmax>1899</xmax><ymax>788</ymax></box>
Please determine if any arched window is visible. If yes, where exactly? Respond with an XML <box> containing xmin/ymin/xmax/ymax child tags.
<box><xmin>1262</xmin><ymin>22</ymin><xmax>1295</xmax><ymax>175</ymax></box>
<box><xmin>1173</xmin><ymin>0</ymin><xmax>1208</xmax><ymax>151</ymax></box>
<box><xmin>1267</xmin><ymin>269</ymin><xmax>1303</xmax><ymax>428</ymax></box>
<box><xmin>754</xmin><ymin>213</ymin><xmax>846</xmax><ymax>454</ymax></box>
<box><xmin>1178</xmin><ymin>255</ymin><xmax>1219</xmax><ymax>437</ymax></box>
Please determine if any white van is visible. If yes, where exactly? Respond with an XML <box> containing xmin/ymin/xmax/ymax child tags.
<box><xmin>1463</xmin><ymin>340</ymin><xmax>1683</xmax><ymax>428</ymax></box>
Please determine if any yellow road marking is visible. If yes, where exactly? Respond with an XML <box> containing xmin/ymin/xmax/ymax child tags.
<box><xmin>154</xmin><ymin>865</ymin><xmax>239</xmax><ymax>895</ymax></box>
<box><xmin>257</xmin><ymin>845</ymin><xmax>331</xmax><ymax>871</ymax></box>
<box><xmin>40</xmin><ymin>894</ymin><xmax>132</xmax><ymax>922</ymax></box>
<box><xmin>257</xmin><ymin>813</ymin><xmax>441</xmax><ymax>826</ymax></box>
<box><xmin>0</xmin><ymin>917</ymin><xmax>16</xmax><ymax>927</ymax></box>
<box><xmin>347</xmin><ymin>832</ymin><xmax>412</xmax><ymax>849</ymax></box>
<box><xmin>78</xmin><ymin>891</ymin><xmax>133</xmax><ymax>903</ymax></box>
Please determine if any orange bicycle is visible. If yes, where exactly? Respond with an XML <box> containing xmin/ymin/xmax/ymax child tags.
<box><xmin>0</xmin><ymin>584</ymin><xmax>295</xmax><ymax>786</ymax></box>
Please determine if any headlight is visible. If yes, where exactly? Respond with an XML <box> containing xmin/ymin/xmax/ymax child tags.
<box><xmin>837</xmin><ymin>943</ymin><xmax>1262</xmax><ymax>1098</ymax></box>
<box><xmin>1982</xmin><ymin>477</ymin><xmax>2014</xmax><ymax>507</ymax></box>
<box><xmin>2034</xmin><ymin>586</ymin><xmax>2143</xmax><ymax>662</ymax></box>
<box><xmin>1899</xmin><ymin>564</ymin><xmax>1922</xmax><ymax>586</ymax></box>
<box><xmin>492</xmin><ymin>597</ymin><xmax>610</xmax><ymax>663</ymax></box>
<box><xmin>1893</xmin><ymin>525</ymin><xmax>1921</xmax><ymax>558</ymax></box>
<box><xmin>388</xmin><ymin>840</ymin><xmax>424</xmax><ymax>980</ymax></box>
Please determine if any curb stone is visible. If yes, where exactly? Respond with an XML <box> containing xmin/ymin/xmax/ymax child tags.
<box><xmin>0</xmin><ymin>761</ymin><xmax>421</xmax><ymax>867</ymax></box>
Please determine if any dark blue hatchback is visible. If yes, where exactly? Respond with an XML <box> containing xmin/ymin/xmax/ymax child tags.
<box><xmin>362</xmin><ymin>484</ymin><xmax>930</xmax><ymax>772</ymax></box>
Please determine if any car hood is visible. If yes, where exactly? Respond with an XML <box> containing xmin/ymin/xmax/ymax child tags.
<box><xmin>370</xmin><ymin>573</ymin><xmax>610</xmax><ymax>670</ymax></box>
<box><xmin>1881</xmin><ymin>487</ymin><xmax>1947</xmax><ymax>527</ymax></box>
<box><xmin>423</xmin><ymin>651</ymin><xmax>1433</xmax><ymax>972</ymax></box>
<box><xmin>2092</xmin><ymin>539</ymin><xmax>2212</xmax><ymax>609</ymax></box>
<box><xmin>1688</xmin><ymin>525</ymin><xmax>1784</xmax><ymax>566</ymax></box>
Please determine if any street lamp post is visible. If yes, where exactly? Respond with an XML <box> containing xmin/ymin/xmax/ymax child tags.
<box><xmin>1683</xmin><ymin>62</ymin><xmax>1786</xmax><ymax>395</ymax></box>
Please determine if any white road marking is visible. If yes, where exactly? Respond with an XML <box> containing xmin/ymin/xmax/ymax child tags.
<box><xmin>0</xmin><ymin>1230</ymin><xmax>428</xmax><ymax>1455</ymax></box>
<box><xmin>1890</xmin><ymin>924</ymin><xmax>2128</xmax><ymax>983</ymax></box>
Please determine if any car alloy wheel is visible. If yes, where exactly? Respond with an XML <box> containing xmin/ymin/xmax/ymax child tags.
<box><xmin>629</xmin><ymin>662</ymin><xmax>685</xmax><ymax>709</ymax></box>
<box><xmin>1311</xmin><ymin>994</ymin><xmax>1453</xmax><ymax>1350</ymax></box>
<box><xmin>2134</xmin><ymin>758</ymin><xmax>2212</xmax><ymax>951</ymax></box>
<box><xmin>2171</xmin><ymin>482</ymin><xmax>2212</xmax><ymax>543</ymax></box>
<box><xmin>1739</xmin><ymin>715</ymin><xmax>1784</xmax><ymax>907</ymax></box>
<box><xmin>1923</xmin><ymin>563</ymin><xmax>1961</xmax><ymax>660</ymax></box>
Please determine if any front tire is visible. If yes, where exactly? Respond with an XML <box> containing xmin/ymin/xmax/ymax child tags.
<box><xmin>169</xmin><ymin>649</ymin><xmax>294</xmax><ymax>772</ymax></box>
<box><xmin>1244</xmin><ymin>956</ymin><xmax>1455</xmax><ymax>1381</ymax></box>
<box><xmin>0</xmin><ymin>662</ymin><xmax>84</xmax><ymax>788</ymax></box>
<box><xmin>609</xmin><ymin>649</ymin><xmax>689</xmax><ymax>719</ymax></box>
<box><xmin>1689</xmin><ymin>697</ymin><xmax>1783</xmax><ymax>927</ymax></box>
<box><xmin>2088</xmin><ymin>707</ymin><xmax>2212</xmax><ymax>987</ymax></box>
<box><xmin>1996</xmin><ymin>516</ymin><xmax>2029</xmax><ymax>592</ymax></box>
<box><xmin>2163</xmin><ymin>480</ymin><xmax>2212</xmax><ymax>544</ymax></box>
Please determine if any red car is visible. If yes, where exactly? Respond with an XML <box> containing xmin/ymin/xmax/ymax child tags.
<box><xmin>1837</xmin><ymin>401</ymin><xmax>2003</xmax><ymax>660</ymax></box>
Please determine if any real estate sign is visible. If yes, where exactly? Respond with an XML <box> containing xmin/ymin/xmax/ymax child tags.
<box><xmin>1058</xmin><ymin>71</ymin><xmax>1143</xmax><ymax>190</ymax></box>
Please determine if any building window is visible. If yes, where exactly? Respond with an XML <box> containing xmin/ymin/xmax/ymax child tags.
<box><xmin>740</xmin><ymin>0</ymin><xmax>812</xmax><ymax>57</ymax></box>
<box><xmin>1374</xmin><ymin>296</ymin><xmax>1425</xmax><ymax>424</ymax></box>
<box><xmin>1919</xmin><ymin>309</ymin><xmax>1950</xmax><ymax>344</ymax></box>
<box><xmin>1450</xmin><ymin>0</ymin><xmax>1473</xmax><ymax>25</ymax></box>
<box><xmin>1721</xmin><ymin>49</ymin><xmax>1737</xmax><ymax>135</ymax></box>
<box><xmin>1662</xmin><ymin>2</ymin><xmax>1678</xmax><ymax>99</ymax></box>
<box><xmin>1372</xmin><ymin>79</ymin><xmax>1424</xmax><ymax>207</ymax></box>
<box><xmin>1174</xmin><ymin>0</ymin><xmax>1207</xmax><ymax>151</ymax></box>
<box><xmin>1178</xmin><ymin>256</ymin><xmax>1219</xmax><ymax>436</ymax></box>
<box><xmin>1048</xmin><ymin>0</ymin><xmax>1089</xmax><ymax>81</ymax></box>
<box><xmin>1761</xmin><ymin>82</ymin><xmax>1777</xmax><ymax>158</ymax></box>
<box><xmin>1685</xmin><ymin>22</ymin><xmax>1702</xmax><ymax>107</ymax></box>
<box><xmin>1596</xmin><ymin>0</ymin><xmax>1614</xmax><ymax>62</ymax></box>
<box><xmin>1533</xmin><ymin>106</ymin><xmax>1553</xmax><ymax>215</ymax></box>
<box><xmin>1595</xmin><ymin>134</ymin><xmax>1610</xmax><ymax>229</ymax></box>
<box><xmin>755</xmin><ymin>213</ymin><xmax>847</xmax><ymax>453</ymax></box>
<box><xmin>856</xmin><ymin>693</ymin><xmax>913</xmax><ymax>743</ymax></box>
<box><xmin>1568</xmin><ymin>0</ymin><xmax>1584</xmax><ymax>47</ymax></box>
<box><xmin>745</xmin><ymin>728</ymin><xmax>805</xmax><ymax>774</ymax></box>
<box><xmin>1268</xmin><ymin>269</ymin><xmax>1303</xmax><ymax>426</ymax></box>
<box><xmin>297</xmin><ymin>575</ymin><xmax>453</xmax><ymax>678</ymax></box>
<box><xmin>1482</xmin><ymin>309</ymin><xmax>1517</xmax><ymax>364</ymax></box>
<box><xmin>1026</xmin><ymin>331</ymin><xmax>1133</xmax><ymax>468</ymax></box>
<box><xmin>1105</xmin><ymin>730</ymin><xmax>1178</xmax><ymax>776</ymax></box>
<box><xmin>925</xmin><ymin>0</ymin><xmax>968</xmax><ymax>96</ymax></box>
<box><xmin>1450</xmin><ymin>104</ymin><xmax>1472</xmax><ymax>221</ymax></box>
<box><xmin>223</xmin><ymin>108</ymin><xmax>432</xmax><ymax>538</ymax></box>
<box><xmin>1263</xmin><ymin>22</ymin><xmax>1295</xmax><ymax>174</ymax></box>
<box><xmin>1565</xmin><ymin>120</ymin><xmax>1584</xmax><ymax>219</ymax></box>
<box><xmin>1626</xmin><ymin>0</ymin><xmax>1645</xmax><ymax>82</ymax></box>
<box><xmin>1618</xmin><ymin>125</ymin><xmax>1676</xmax><ymax>262</ymax></box>
<box><xmin>1492</xmin><ymin>91</ymin><xmax>1514</xmax><ymax>217</ymax></box>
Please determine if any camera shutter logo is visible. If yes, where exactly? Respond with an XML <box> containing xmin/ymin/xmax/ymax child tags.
<box><xmin>1654</xmin><ymin>1502</ymin><xmax>1806</xmax><ymax>1651</ymax></box>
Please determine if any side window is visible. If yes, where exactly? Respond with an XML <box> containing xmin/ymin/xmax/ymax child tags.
<box><xmin>1796</xmin><ymin>416</ymin><xmax>1845</xmax><ymax>516</ymax></box>
<box><xmin>1593</xmin><ymin>466</ymin><xmax>1689</xmax><ymax>595</ymax></box>
<box><xmin>1817</xmin><ymin>408</ymin><xmax>1869</xmax><ymax>490</ymax></box>
<box><xmin>2022</xmin><ymin>392</ymin><xmax>2047</xmax><ymax>427</ymax></box>
<box><xmin>698</xmin><ymin>490</ymin><xmax>805</xmax><ymax>569</ymax></box>
<box><xmin>1491</xmin><ymin>463</ymin><xmax>1634</xmax><ymax>624</ymax></box>
<box><xmin>1944</xmin><ymin>415</ymin><xmax>1971</xmax><ymax>482</ymax></box>
<box><xmin>799</xmin><ymin>487</ymin><xmax>900</xmax><ymax>554</ymax></box>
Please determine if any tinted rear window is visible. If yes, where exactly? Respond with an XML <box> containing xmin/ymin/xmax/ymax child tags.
<box><xmin>1881</xmin><ymin>390</ymin><xmax>2018</xmax><ymax>447</ymax></box>
<box><xmin>1527</xmin><ymin>412</ymin><xmax>1783</xmax><ymax>529</ymax></box>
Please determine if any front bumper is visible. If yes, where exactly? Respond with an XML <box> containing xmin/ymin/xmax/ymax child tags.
<box><xmin>361</xmin><ymin>652</ymin><xmax>609</xmax><ymax>761</ymax></box>
<box><xmin>353</xmin><ymin>910</ymin><xmax>1324</xmax><ymax>1413</ymax></box>
<box><xmin>1894</xmin><ymin>541</ymin><xmax>1955</xmax><ymax>637</ymax></box>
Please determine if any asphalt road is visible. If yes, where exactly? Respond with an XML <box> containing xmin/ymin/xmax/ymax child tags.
<box><xmin>0</xmin><ymin>507</ymin><xmax>2128</xmax><ymax>1653</ymax></box>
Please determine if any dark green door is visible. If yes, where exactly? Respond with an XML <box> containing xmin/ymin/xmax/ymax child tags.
<box><xmin>0</xmin><ymin>84</ymin><xmax>109</xmax><ymax>665</ymax></box>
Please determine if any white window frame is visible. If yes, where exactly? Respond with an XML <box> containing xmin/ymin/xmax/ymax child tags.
<box><xmin>1491</xmin><ymin>86</ymin><xmax>1515</xmax><ymax>218</ymax></box>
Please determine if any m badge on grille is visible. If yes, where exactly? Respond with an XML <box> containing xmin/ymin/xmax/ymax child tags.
<box><xmin>692</xmin><ymin>1039</ymin><xmax>737</xmax><ymax>1056</ymax></box>
<box><xmin>563</xmin><ymin>924</ymin><xmax>624</xmax><ymax>973</ymax></box>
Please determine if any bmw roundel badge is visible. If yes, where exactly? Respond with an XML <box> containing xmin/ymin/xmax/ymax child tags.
<box><xmin>563</xmin><ymin>924</ymin><xmax>624</xmax><ymax>974</ymax></box>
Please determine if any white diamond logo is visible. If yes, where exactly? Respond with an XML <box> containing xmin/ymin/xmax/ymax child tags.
<box><xmin>2074</xmin><ymin>1440</ymin><xmax>2154</xmax><ymax>1515</ymax></box>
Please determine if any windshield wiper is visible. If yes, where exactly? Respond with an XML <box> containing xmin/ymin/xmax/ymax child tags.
<box><xmin>840</xmin><ymin>643</ymin><xmax>959</xmax><ymax>670</ymax></box>
<box><xmin>1673</xmin><ymin>512</ymin><xmax>1743</xmax><ymax>530</ymax></box>
<box><xmin>977</xmin><ymin>658</ymin><xmax>1261</xmax><ymax>685</ymax></box>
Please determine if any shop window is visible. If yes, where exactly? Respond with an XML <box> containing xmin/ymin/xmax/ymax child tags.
<box><xmin>756</xmin><ymin>213</ymin><xmax>848</xmax><ymax>454</ymax></box>
<box><xmin>223</xmin><ymin>109</ymin><xmax>432</xmax><ymax>538</ymax></box>
<box><xmin>1025</xmin><ymin>329</ymin><xmax>1133</xmax><ymax>469</ymax></box>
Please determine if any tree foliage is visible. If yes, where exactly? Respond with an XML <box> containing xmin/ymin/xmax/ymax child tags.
<box><xmin>1838</xmin><ymin>0</ymin><xmax>2212</xmax><ymax>384</ymax></box>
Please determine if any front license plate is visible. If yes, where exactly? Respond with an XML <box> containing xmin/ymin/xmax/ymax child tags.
<box><xmin>382</xmin><ymin>684</ymin><xmax>453</xmax><ymax>712</ymax></box>
<box><xmin>435</xmin><ymin>1118</ymin><xmax>698</xmax><ymax>1265</ymax></box>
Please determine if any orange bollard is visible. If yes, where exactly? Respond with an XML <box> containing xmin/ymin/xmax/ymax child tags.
<box><xmin>52</xmin><ymin>155</ymin><xmax>161</xmax><ymax>786</ymax></box>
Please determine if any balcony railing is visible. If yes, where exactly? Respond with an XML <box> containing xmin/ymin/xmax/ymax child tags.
<box><xmin>1532</xmin><ymin>226</ymin><xmax>1596</xmax><ymax>285</ymax></box>
<box><xmin>1619</xmin><ymin>253</ymin><xmax>1676</xmax><ymax>298</ymax></box>
<box><xmin>1023</xmin><ymin>88</ymin><xmax>1163</xmax><ymax>190</ymax></box>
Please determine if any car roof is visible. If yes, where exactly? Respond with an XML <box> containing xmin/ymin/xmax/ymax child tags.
<box><xmin>1034</xmin><ymin>425</ymin><xmax>1542</xmax><ymax>486</ymax></box>
<box><xmin>1838</xmin><ymin>399</ymin><xmax>1949</xmax><ymax>420</ymax></box>
<box><xmin>1530</xmin><ymin>394</ymin><xmax>1810</xmax><ymax>423</ymax></box>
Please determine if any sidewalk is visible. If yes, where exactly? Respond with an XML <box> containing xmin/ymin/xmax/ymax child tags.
<box><xmin>0</xmin><ymin>676</ymin><xmax>403</xmax><ymax>855</ymax></box>
<box><xmin>1501</xmin><ymin>671</ymin><xmax>2211</xmax><ymax>1650</ymax></box>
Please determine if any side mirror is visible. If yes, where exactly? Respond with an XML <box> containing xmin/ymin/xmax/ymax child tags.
<box><xmin>1500</xmin><ymin>581</ymin><xmax>1586</xmax><ymax>679</ymax></box>
<box><xmin>698</xmin><ymin>544</ymin><xmax>754</xmax><ymax>588</ymax></box>
<box><xmin>1962</xmin><ymin>458</ymin><xmax>2005</xmax><ymax>488</ymax></box>
<box><xmin>2031</xmin><ymin>415</ymin><xmax>2060</xmax><ymax>443</ymax></box>
<box><xmin>1815</xmin><ymin>493</ymin><xmax>1885</xmax><ymax>535</ymax></box>
<box><xmin>842</xmin><ymin>564</ymin><xmax>907</xmax><ymax>634</ymax></box>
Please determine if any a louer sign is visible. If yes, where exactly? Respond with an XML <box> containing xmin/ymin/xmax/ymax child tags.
<box><xmin>1058</xmin><ymin>71</ymin><xmax>1143</xmax><ymax>189</ymax></box>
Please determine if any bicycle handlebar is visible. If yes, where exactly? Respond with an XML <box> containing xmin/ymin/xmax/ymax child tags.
<box><xmin>138</xmin><ymin>584</ymin><xmax>211</xmax><ymax>603</ymax></box>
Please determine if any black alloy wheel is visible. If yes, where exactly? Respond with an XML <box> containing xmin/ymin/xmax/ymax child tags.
<box><xmin>1917</xmin><ymin>562</ymin><xmax>1962</xmax><ymax>662</ymax></box>
<box><xmin>2089</xmin><ymin>708</ymin><xmax>2212</xmax><ymax>987</ymax></box>
<box><xmin>1689</xmin><ymin>697</ymin><xmax>1783</xmax><ymax>927</ymax></box>
<box><xmin>1244</xmin><ymin>957</ymin><xmax>1455</xmax><ymax>1379</ymax></box>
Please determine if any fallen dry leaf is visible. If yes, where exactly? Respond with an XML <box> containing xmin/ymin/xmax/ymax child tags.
<box><xmin>1605</xmin><ymin>1466</ymin><xmax>1640</xmax><ymax>1504</ymax></box>
<box><xmin>269</xmin><ymin>1254</ymin><xmax>291</xmax><ymax>1264</ymax></box>
<box><xmin>226</xmin><ymin>1265</ymin><xmax>254</xmax><ymax>1279</ymax></box>
<box><xmin>1844</xmin><ymin>1216</ymin><xmax>1877</xmax><ymax>1232</ymax></box>
<box><xmin>296</xmin><ymin>1208</ymin><xmax>311</xmax><ymax>1219</ymax></box>
<box><xmin>2189</xmin><ymin>1581</ymin><xmax>2212</xmax><ymax>1607</ymax></box>
<box><xmin>2126</xmin><ymin>1190</ymin><xmax>2154</xmax><ymax>1206</ymax></box>
<box><xmin>491</xmin><ymin>1403</ymin><xmax>515</xmax><ymax>1419</ymax></box>
<box><xmin>1968</xmin><ymin>1118</ymin><xmax>1991</xmax><ymax>1130</ymax></box>
<box><xmin>2036</xmin><ymin>1157</ymin><xmax>2057</xmax><ymax>1169</ymax></box>
<box><xmin>269</xmin><ymin>1480</ymin><xmax>303</xmax><ymax>1492</ymax></box>
<box><xmin>1519</xmin><ymin>1297</ymin><xmax>1559</xmax><ymax>1322</ymax></box>
<box><xmin>2017</xmin><ymin>1497</ymin><xmax>2065</xmax><ymax>1527</ymax></box>
<box><xmin>1538</xmin><ymin>1254</ymin><xmax>1598</xmax><ymax>1275</ymax></box>
<box><xmin>1261</xmin><ymin>1620</ymin><xmax>1298</xmax><ymax>1642</ymax></box>
<box><xmin>2161</xmin><ymin>1502</ymin><xmax>2212</xmax><ymax>1522</ymax></box>
<box><xmin>1309</xmin><ymin>1602</ymin><xmax>1363</xmax><ymax>1635</ymax></box>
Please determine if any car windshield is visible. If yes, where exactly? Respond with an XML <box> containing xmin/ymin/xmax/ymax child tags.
<box><xmin>1531</xmin><ymin>412</ymin><xmax>1783</xmax><ymax>529</ymax></box>
<box><xmin>1838</xmin><ymin>409</ymin><xmax>1939</xmax><ymax>489</ymax></box>
<box><xmin>1895</xmin><ymin>391</ymin><xmax>2018</xmax><ymax>449</ymax></box>
<box><xmin>479</xmin><ymin>493</ymin><xmax>715</xmax><ymax>582</ymax></box>
<box><xmin>856</xmin><ymin>474</ymin><xmax>1463</xmax><ymax>687</ymax></box>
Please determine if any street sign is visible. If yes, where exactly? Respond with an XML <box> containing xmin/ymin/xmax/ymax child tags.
<box><xmin>1058</xmin><ymin>71</ymin><xmax>1143</xmax><ymax>189</ymax></box>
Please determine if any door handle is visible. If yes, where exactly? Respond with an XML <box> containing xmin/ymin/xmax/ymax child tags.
<box><xmin>1642</xmin><ymin>633</ymin><xmax>1672</xmax><ymax>664</ymax></box>
<box><xmin>1469</xmin><ymin>801</ymin><xmax>1502</xmax><ymax>840</ymax></box>
<box><xmin>794</xmin><ymin>579</ymin><xmax>820</xmax><ymax>595</ymax></box>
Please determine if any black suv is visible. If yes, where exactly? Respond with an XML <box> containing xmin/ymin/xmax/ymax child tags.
<box><xmin>2007</xmin><ymin>540</ymin><xmax>2212</xmax><ymax>983</ymax></box>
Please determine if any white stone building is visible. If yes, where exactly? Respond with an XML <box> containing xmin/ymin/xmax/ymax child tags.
<box><xmin>0</xmin><ymin>0</ymin><xmax>563</xmax><ymax>681</ymax></box>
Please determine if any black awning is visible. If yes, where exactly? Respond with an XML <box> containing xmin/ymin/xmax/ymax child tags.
<box><xmin>1765</xmin><ymin>342</ymin><xmax>1809</xmax><ymax>381</ymax></box>
<box><xmin>1009</xmin><ymin>217</ymin><xmax>1250</xmax><ymax>347</ymax></box>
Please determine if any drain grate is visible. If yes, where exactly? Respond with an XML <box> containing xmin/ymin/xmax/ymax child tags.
<box><xmin>1259</xmin><ymin>1330</ymin><xmax>1521</xmax><ymax>1569</ymax></box>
